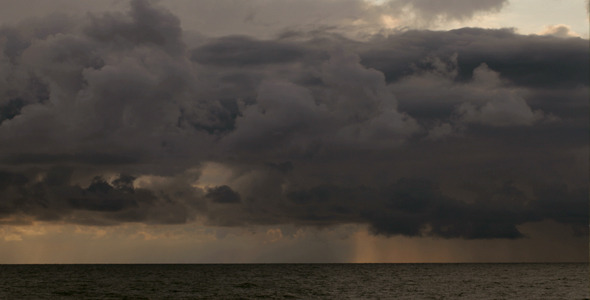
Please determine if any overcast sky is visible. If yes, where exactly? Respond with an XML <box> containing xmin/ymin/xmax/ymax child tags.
<box><xmin>0</xmin><ymin>0</ymin><xmax>588</xmax><ymax>263</ymax></box>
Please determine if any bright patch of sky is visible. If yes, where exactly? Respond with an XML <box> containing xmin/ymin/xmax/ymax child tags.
<box><xmin>435</xmin><ymin>0</ymin><xmax>589</xmax><ymax>38</ymax></box>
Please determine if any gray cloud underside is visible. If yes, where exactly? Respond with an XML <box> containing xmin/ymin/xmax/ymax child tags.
<box><xmin>0</xmin><ymin>0</ymin><xmax>587</xmax><ymax>239</ymax></box>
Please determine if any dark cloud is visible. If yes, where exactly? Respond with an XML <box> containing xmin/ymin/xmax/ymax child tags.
<box><xmin>0</xmin><ymin>169</ymin><xmax>203</xmax><ymax>225</ymax></box>
<box><xmin>2</xmin><ymin>153</ymin><xmax>140</xmax><ymax>165</ymax></box>
<box><xmin>0</xmin><ymin>1</ymin><xmax>587</xmax><ymax>240</ymax></box>
<box><xmin>68</xmin><ymin>176</ymin><xmax>142</xmax><ymax>212</ymax></box>
<box><xmin>191</xmin><ymin>36</ymin><xmax>305</xmax><ymax>66</ymax></box>
<box><xmin>205</xmin><ymin>185</ymin><xmax>241</xmax><ymax>204</ymax></box>
<box><xmin>266</xmin><ymin>161</ymin><xmax>294</xmax><ymax>174</ymax></box>
<box><xmin>209</xmin><ymin>177</ymin><xmax>586</xmax><ymax>239</ymax></box>
<box><xmin>190</xmin><ymin>174</ymin><xmax>587</xmax><ymax>239</ymax></box>
<box><xmin>360</xmin><ymin>28</ymin><xmax>589</xmax><ymax>88</ymax></box>
<box><xmin>84</xmin><ymin>0</ymin><xmax>185</xmax><ymax>55</ymax></box>
<box><xmin>533</xmin><ymin>184</ymin><xmax>588</xmax><ymax>231</ymax></box>
<box><xmin>0</xmin><ymin>98</ymin><xmax>24</xmax><ymax>124</ymax></box>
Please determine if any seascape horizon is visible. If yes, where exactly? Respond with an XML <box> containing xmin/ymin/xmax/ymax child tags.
<box><xmin>0</xmin><ymin>0</ymin><xmax>588</xmax><ymax>298</ymax></box>
<box><xmin>1</xmin><ymin>263</ymin><xmax>588</xmax><ymax>299</ymax></box>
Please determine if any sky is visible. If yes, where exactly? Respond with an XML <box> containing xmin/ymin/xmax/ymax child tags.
<box><xmin>0</xmin><ymin>0</ymin><xmax>588</xmax><ymax>263</ymax></box>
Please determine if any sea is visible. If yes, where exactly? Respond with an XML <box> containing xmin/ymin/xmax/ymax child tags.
<box><xmin>0</xmin><ymin>263</ymin><xmax>587</xmax><ymax>299</ymax></box>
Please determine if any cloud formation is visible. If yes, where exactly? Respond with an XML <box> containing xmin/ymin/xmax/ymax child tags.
<box><xmin>0</xmin><ymin>0</ymin><xmax>511</xmax><ymax>38</ymax></box>
<box><xmin>0</xmin><ymin>0</ymin><xmax>587</xmax><ymax>240</ymax></box>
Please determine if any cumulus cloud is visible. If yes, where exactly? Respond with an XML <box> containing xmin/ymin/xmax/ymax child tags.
<box><xmin>456</xmin><ymin>63</ymin><xmax>544</xmax><ymax>127</ymax></box>
<box><xmin>0</xmin><ymin>0</ymin><xmax>587</xmax><ymax>240</ymax></box>
<box><xmin>539</xmin><ymin>24</ymin><xmax>581</xmax><ymax>38</ymax></box>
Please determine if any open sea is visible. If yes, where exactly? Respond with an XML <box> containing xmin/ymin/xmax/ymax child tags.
<box><xmin>0</xmin><ymin>263</ymin><xmax>587</xmax><ymax>299</ymax></box>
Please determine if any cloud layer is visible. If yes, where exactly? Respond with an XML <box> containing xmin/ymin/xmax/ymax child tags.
<box><xmin>0</xmin><ymin>0</ymin><xmax>587</xmax><ymax>240</ymax></box>
<box><xmin>0</xmin><ymin>0</ymin><xmax>509</xmax><ymax>38</ymax></box>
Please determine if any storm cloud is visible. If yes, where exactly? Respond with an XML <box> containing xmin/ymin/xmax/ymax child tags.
<box><xmin>0</xmin><ymin>0</ymin><xmax>587</xmax><ymax>240</ymax></box>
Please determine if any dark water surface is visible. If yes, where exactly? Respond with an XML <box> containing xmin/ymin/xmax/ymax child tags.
<box><xmin>0</xmin><ymin>263</ymin><xmax>587</xmax><ymax>299</ymax></box>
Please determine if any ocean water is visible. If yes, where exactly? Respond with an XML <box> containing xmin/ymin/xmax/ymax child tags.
<box><xmin>0</xmin><ymin>263</ymin><xmax>587</xmax><ymax>299</ymax></box>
